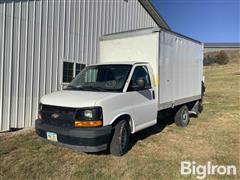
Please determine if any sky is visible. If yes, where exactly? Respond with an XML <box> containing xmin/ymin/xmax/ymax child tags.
<box><xmin>151</xmin><ymin>0</ymin><xmax>240</xmax><ymax>43</ymax></box>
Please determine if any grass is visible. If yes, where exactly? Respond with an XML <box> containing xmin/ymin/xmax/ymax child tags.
<box><xmin>0</xmin><ymin>63</ymin><xmax>239</xmax><ymax>180</ymax></box>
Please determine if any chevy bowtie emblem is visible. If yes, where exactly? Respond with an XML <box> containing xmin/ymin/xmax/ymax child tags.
<box><xmin>51</xmin><ymin>113</ymin><xmax>59</xmax><ymax>119</ymax></box>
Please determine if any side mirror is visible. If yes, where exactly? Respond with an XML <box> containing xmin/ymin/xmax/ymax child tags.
<box><xmin>131</xmin><ymin>78</ymin><xmax>145</xmax><ymax>91</ymax></box>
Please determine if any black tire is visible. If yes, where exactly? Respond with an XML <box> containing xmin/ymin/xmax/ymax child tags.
<box><xmin>110</xmin><ymin>120</ymin><xmax>130</xmax><ymax>156</ymax></box>
<box><xmin>174</xmin><ymin>105</ymin><xmax>190</xmax><ymax>127</ymax></box>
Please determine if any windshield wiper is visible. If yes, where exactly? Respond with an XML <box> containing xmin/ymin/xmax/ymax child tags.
<box><xmin>65</xmin><ymin>85</ymin><xmax>108</xmax><ymax>92</ymax></box>
<box><xmin>65</xmin><ymin>85</ymin><xmax>84</xmax><ymax>90</ymax></box>
<box><xmin>84</xmin><ymin>86</ymin><xmax>108</xmax><ymax>92</ymax></box>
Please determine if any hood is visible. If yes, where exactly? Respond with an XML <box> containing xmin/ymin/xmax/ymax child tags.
<box><xmin>40</xmin><ymin>90</ymin><xmax>118</xmax><ymax>108</ymax></box>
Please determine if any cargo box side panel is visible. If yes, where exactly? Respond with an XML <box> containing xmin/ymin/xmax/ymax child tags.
<box><xmin>159</xmin><ymin>31</ymin><xmax>203</xmax><ymax>109</ymax></box>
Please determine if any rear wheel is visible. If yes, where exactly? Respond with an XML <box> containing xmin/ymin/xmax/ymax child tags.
<box><xmin>110</xmin><ymin>120</ymin><xmax>130</xmax><ymax>156</ymax></box>
<box><xmin>174</xmin><ymin>105</ymin><xmax>190</xmax><ymax>127</ymax></box>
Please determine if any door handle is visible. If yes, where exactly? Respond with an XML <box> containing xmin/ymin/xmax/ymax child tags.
<box><xmin>152</xmin><ymin>90</ymin><xmax>155</xmax><ymax>99</ymax></box>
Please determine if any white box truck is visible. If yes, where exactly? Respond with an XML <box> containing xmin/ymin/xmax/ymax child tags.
<box><xmin>36</xmin><ymin>27</ymin><xmax>204</xmax><ymax>156</ymax></box>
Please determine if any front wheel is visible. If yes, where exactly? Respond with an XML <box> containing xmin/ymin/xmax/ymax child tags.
<box><xmin>110</xmin><ymin>120</ymin><xmax>130</xmax><ymax>156</ymax></box>
<box><xmin>174</xmin><ymin>105</ymin><xmax>190</xmax><ymax>127</ymax></box>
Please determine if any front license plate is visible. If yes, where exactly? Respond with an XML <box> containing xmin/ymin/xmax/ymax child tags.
<box><xmin>46</xmin><ymin>132</ymin><xmax>58</xmax><ymax>142</ymax></box>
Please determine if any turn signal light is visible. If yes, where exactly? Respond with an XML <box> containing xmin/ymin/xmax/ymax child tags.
<box><xmin>74</xmin><ymin>120</ymin><xmax>102</xmax><ymax>127</ymax></box>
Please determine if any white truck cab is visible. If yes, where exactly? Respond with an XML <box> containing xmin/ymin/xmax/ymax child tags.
<box><xmin>36</xmin><ymin>28</ymin><xmax>204</xmax><ymax>156</ymax></box>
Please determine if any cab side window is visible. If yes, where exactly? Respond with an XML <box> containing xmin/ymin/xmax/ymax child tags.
<box><xmin>128</xmin><ymin>66</ymin><xmax>151</xmax><ymax>91</ymax></box>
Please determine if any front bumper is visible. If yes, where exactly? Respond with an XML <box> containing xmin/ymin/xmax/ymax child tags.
<box><xmin>35</xmin><ymin>119</ymin><xmax>112</xmax><ymax>152</ymax></box>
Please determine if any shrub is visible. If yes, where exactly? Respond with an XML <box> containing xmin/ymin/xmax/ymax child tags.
<box><xmin>215</xmin><ymin>50</ymin><xmax>229</xmax><ymax>65</ymax></box>
<box><xmin>204</xmin><ymin>51</ymin><xmax>229</xmax><ymax>66</ymax></box>
<box><xmin>204</xmin><ymin>55</ymin><xmax>216</xmax><ymax>66</ymax></box>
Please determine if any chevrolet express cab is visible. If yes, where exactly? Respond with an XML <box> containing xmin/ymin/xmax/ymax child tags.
<box><xmin>36</xmin><ymin>28</ymin><xmax>204</xmax><ymax>156</ymax></box>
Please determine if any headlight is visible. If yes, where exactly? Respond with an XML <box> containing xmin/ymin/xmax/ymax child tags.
<box><xmin>74</xmin><ymin>107</ymin><xmax>103</xmax><ymax>127</ymax></box>
<box><xmin>84</xmin><ymin>110</ymin><xmax>93</xmax><ymax>119</ymax></box>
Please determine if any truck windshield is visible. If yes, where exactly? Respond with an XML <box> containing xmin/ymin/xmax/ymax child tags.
<box><xmin>65</xmin><ymin>65</ymin><xmax>132</xmax><ymax>92</ymax></box>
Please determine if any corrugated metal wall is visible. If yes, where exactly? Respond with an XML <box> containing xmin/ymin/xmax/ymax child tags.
<box><xmin>0</xmin><ymin>0</ymin><xmax>157</xmax><ymax>132</ymax></box>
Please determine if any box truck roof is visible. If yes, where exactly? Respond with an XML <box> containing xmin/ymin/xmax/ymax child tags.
<box><xmin>90</xmin><ymin>61</ymin><xmax>149</xmax><ymax>66</ymax></box>
<box><xmin>100</xmin><ymin>27</ymin><xmax>202</xmax><ymax>45</ymax></box>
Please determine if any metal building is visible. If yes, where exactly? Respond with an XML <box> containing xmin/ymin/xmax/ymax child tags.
<box><xmin>204</xmin><ymin>43</ymin><xmax>240</xmax><ymax>53</ymax></box>
<box><xmin>0</xmin><ymin>0</ymin><xmax>170</xmax><ymax>132</ymax></box>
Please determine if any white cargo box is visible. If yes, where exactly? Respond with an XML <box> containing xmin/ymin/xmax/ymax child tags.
<box><xmin>100</xmin><ymin>27</ymin><xmax>203</xmax><ymax>110</ymax></box>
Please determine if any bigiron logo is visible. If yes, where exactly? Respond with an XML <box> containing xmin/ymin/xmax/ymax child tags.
<box><xmin>180</xmin><ymin>161</ymin><xmax>237</xmax><ymax>179</ymax></box>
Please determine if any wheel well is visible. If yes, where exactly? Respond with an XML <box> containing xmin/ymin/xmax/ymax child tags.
<box><xmin>174</xmin><ymin>101</ymin><xmax>198</xmax><ymax>112</ymax></box>
<box><xmin>111</xmin><ymin>114</ymin><xmax>133</xmax><ymax>131</ymax></box>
